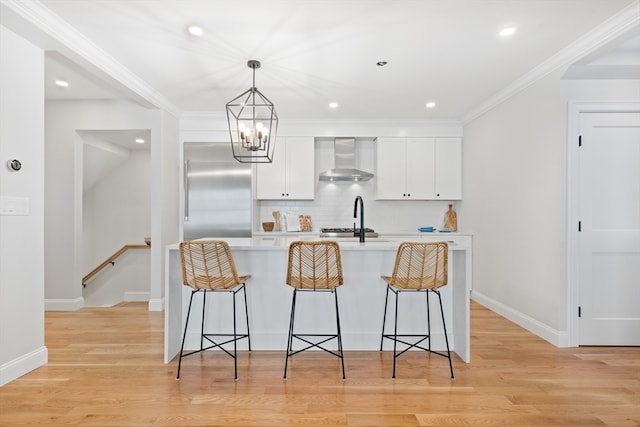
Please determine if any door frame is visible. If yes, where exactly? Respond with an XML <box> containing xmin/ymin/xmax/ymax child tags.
<box><xmin>567</xmin><ymin>101</ymin><xmax>640</xmax><ymax>347</ymax></box>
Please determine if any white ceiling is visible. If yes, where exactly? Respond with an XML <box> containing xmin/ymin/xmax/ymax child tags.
<box><xmin>19</xmin><ymin>0</ymin><xmax>637</xmax><ymax>123</ymax></box>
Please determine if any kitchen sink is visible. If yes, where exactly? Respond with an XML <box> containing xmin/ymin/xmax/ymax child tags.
<box><xmin>324</xmin><ymin>237</ymin><xmax>390</xmax><ymax>242</ymax></box>
<box><xmin>320</xmin><ymin>227</ymin><xmax>379</xmax><ymax>238</ymax></box>
<box><xmin>333</xmin><ymin>239</ymin><xmax>394</xmax><ymax>247</ymax></box>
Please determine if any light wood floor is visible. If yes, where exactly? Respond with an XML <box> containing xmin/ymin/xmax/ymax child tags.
<box><xmin>1</xmin><ymin>301</ymin><xmax>638</xmax><ymax>427</ymax></box>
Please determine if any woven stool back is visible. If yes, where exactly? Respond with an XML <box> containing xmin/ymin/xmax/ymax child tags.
<box><xmin>384</xmin><ymin>242</ymin><xmax>448</xmax><ymax>290</ymax></box>
<box><xmin>286</xmin><ymin>241</ymin><xmax>344</xmax><ymax>290</ymax></box>
<box><xmin>179</xmin><ymin>240</ymin><xmax>250</xmax><ymax>290</ymax></box>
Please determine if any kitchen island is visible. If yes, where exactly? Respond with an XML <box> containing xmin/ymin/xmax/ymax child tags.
<box><xmin>164</xmin><ymin>235</ymin><xmax>472</xmax><ymax>364</ymax></box>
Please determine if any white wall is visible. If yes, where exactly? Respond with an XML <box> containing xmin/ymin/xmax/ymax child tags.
<box><xmin>150</xmin><ymin>110</ymin><xmax>180</xmax><ymax>310</ymax></box>
<box><xmin>82</xmin><ymin>250</ymin><xmax>150</xmax><ymax>306</ymax></box>
<box><xmin>82</xmin><ymin>149</ymin><xmax>151</xmax><ymax>306</ymax></box>
<box><xmin>0</xmin><ymin>26</ymin><xmax>47</xmax><ymax>386</ymax></box>
<box><xmin>83</xmin><ymin>150</ymin><xmax>150</xmax><ymax>269</ymax></box>
<box><xmin>44</xmin><ymin>100</ymin><xmax>170</xmax><ymax>310</ymax></box>
<box><xmin>462</xmin><ymin>67</ymin><xmax>640</xmax><ymax>345</ymax></box>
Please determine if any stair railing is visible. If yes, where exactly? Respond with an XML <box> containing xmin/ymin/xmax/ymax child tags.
<box><xmin>82</xmin><ymin>243</ymin><xmax>150</xmax><ymax>287</ymax></box>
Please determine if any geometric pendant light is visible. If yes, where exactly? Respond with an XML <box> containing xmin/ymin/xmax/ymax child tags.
<box><xmin>226</xmin><ymin>60</ymin><xmax>278</xmax><ymax>163</ymax></box>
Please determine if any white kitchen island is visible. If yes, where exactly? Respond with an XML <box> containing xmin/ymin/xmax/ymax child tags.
<box><xmin>164</xmin><ymin>235</ymin><xmax>472</xmax><ymax>364</ymax></box>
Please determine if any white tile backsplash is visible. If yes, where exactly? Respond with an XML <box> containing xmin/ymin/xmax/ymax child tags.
<box><xmin>257</xmin><ymin>139</ymin><xmax>457</xmax><ymax>233</ymax></box>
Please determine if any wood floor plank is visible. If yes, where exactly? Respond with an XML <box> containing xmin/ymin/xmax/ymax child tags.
<box><xmin>1</xmin><ymin>301</ymin><xmax>638</xmax><ymax>427</ymax></box>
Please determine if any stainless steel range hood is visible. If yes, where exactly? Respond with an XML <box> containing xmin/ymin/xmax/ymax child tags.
<box><xmin>318</xmin><ymin>138</ymin><xmax>374</xmax><ymax>181</ymax></box>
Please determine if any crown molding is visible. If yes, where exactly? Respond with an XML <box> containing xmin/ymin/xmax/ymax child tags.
<box><xmin>1</xmin><ymin>0</ymin><xmax>182</xmax><ymax>118</ymax></box>
<box><xmin>462</xmin><ymin>0</ymin><xmax>640</xmax><ymax>125</ymax></box>
<box><xmin>181</xmin><ymin>112</ymin><xmax>462</xmax><ymax>126</ymax></box>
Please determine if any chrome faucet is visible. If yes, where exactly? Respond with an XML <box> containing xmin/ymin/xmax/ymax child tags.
<box><xmin>353</xmin><ymin>195</ymin><xmax>365</xmax><ymax>242</ymax></box>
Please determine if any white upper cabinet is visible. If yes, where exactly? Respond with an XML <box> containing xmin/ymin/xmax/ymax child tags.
<box><xmin>376</xmin><ymin>137</ymin><xmax>435</xmax><ymax>199</ymax></box>
<box><xmin>256</xmin><ymin>137</ymin><xmax>315</xmax><ymax>200</ymax></box>
<box><xmin>434</xmin><ymin>137</ymin><xmax>462</xmax><ymax>200</ymax></box>
<box><xmin>376</xmin><ymin>137</ymin><xmax>462</xmax><ymax>200</ymax></box>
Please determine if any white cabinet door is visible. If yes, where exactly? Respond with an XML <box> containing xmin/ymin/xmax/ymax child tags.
<box><xmin>284</xmin><ymin>137</ymin><xmax>314</xmax><ymax>199</ymax></box>
<box><xmin>256</xmin><ymin>137</ymin><xmax>314</xmax><ymax>200</ymax></box>
<box><xmin>406</xmin><ymin>138</ymin><xmax>435</xmax><ymax>199</ymax></box>
<box><xmin>255</xmin><ymin>144</ymin><xmax>286</xmax><ymax>199</ymax></box>
<box><xmin>435</xmin><ymin>137</ymin><xmax>462</xmax><ymax>200</ymax></box>
<box><xmin>376</xmin><ymin>138</ymin><xmax>407</xmax><ymax>199</ymax></box>
<box><xmin>376</xmin><ymin>137</ymin><xmax>446</xmax><ymax>200</ymax></box>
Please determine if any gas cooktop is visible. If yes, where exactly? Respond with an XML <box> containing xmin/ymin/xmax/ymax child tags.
<box><xmin>320</xmin><ymin>227</ymin><xmax>379</xmax><ymax>238</ymax></box>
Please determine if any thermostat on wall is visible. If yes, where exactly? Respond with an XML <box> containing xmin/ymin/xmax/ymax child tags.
<box><xmin>7</xmin><ymin>159</ymin><xmax>22</xmax><ymax>171</ymax></box>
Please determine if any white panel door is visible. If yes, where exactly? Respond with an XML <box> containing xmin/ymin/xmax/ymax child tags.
<box><xmin>578</xmin><ymin>112</ymin><xmax>640</xmax><ymax>345</ymax></box>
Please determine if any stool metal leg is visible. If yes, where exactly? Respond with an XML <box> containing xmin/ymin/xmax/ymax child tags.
<box><xmin>232</xmin><ymin>288</ymin><xmax>238</xmax><ymax>381</ymax></box>
<box><xmin>176</xmin><ymin>289</ymin><xmax>198</xmax><ymax>380</ymax></box>
<box><xmin>426</xmin><ymin>289</ymin><xmax>431</xmax><ymax>352</ymax></box>
<box><xmin>333</xmin><ymin>289</ymin><xmax>346</xmax><ymax>380</ymax></box>
<box><xmin>392</xmin><ymin>287</ymin><xmax>399</xmax><ymax>379</ymax></box>
<box><xmin>242</xmin><ymin>283</ymin><xmax>251</xmax><ymax>351</ymax></box>
<box><xmin>283</xmin><ymin>288</ymin><xmax>298</xmax><ymax>379</ymax></box>
<box><xmin>176</xmin><ymin>286</ymin><xmax>251</xmax><ymax>380</ymax></box>
<box><xmin>434</xmin><ymin>289</ymin><xmax>454</xmax><ymax>379</ymax></box>
<box><xmin>380</xmin><ymin>285</ymin><xmax>391</xmax><ymax>351</ymax></box>
<box><xmin>382</xmin><ymin>287</ymin><xmax>453</xmax><ymax>379</ymax></box>
<box><xmin>200</xmin><ymin>290</ymin><xmax>207</xmax><ymax>351</ymax></box>
<box><xmin>284</xmin><ymin>288</ymin><xmax>345</xmax><ymax>379</ymax></box>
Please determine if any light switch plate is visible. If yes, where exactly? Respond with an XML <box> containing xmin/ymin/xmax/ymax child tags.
<box><xmin>0</xmin><ymin>196</ymin><xmax>30</xmax><ymax>215</ymax></box>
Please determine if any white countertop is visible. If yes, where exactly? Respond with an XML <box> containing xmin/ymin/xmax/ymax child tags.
<box><xmin>252</xmin><ymin>231</ymin><xmax>473</xmax><ymax>238</ymax></box>
<box><xmin>167</xmin><ymin>235</ymin><xmax>471</xmax><ymax>252</ymax></box>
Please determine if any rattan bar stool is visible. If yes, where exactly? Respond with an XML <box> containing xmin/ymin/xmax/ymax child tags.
<box><xmin>176</xmin><ymin>240</ymin><xmax>251</xmax><ymax>381</ymax></box>
<box><xmin>380</xmin><ymin>241</ymin><xmax>454</xmax><ymax>379</ymax></box>
<box><xmin>283</xmin><ymin>241</ymin><xmax>346</xmax><ymax>380</ymax></box>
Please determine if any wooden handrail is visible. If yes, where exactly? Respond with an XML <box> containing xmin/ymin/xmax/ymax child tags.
<box><xmin>82</xmin><ymin>244</ymin><xmax>150</xmax><ymax>287</ymax></box>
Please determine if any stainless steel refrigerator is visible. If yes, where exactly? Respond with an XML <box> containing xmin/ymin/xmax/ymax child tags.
<box><xmin>183</xmin><ymin>142</ymin><xmax>252</xmax><ymax>240</ymax></box>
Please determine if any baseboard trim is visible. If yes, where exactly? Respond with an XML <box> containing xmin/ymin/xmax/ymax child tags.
<box><xmin>148</xmin><ymin>298</ymin><xmax>164</xmax><ymax>312</ymax></box>
<box><xmin>44</xmin><ymin>297</ymin><xmax>84</xmax><ymax>311</ymax></box>
<box><xmin>124</xmin><ymin>292</ymin><xmax>150</xmax><ymax>302</ymax></box>
<box><xmin>471</xmin><ymin>291</ymin><xmax>570</xmax><ymax>347</ymax></box>
<box><xmin>0</xmin><ymin>346</ymin><xmax>48</xmax><ymax>387</ymax></box>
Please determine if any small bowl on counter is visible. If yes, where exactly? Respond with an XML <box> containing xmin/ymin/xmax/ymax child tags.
<box><xmin>262</xmin><ymin>222</ymin><xmax>275</xmax><ymax>232</ymax></box>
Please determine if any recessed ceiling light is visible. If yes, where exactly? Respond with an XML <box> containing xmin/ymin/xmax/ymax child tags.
<box><xmin>499</xmin><ymin>26</ymin><xmax>516</xmax><ymax>37</ymax></box>
<box><xmin>135</xmin><ymin>138</ymin><xmax>145</xmax><ymax>144</ymax></box>
<box><xmin>187</xmin><ymin>25</ymin><xmax>204</xmax><ymax>36</ymax></box>
<box><xmin>376</xmin><ymin>60</ymin><xmax>388</xmax><ymax>66</ymax></box>
<box><xmin>426</xmin><ymin>102</ymin><xmax>436</xmax><ymax>108</ymax></box>
<box><xmin>55</xmin><ymin>79</ymin><xmax>69</xmax><ymax>88</ymax></box>
<box><xmin>329</xmin><ymin>102</ymin><xmax>339</xmax><ymax>109</ymax></box>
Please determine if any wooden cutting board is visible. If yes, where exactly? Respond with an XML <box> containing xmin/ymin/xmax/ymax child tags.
<box><xmin>299</xmin><ymin>215</ymin><xmax>312</xmax><ymax>232</ymax></box>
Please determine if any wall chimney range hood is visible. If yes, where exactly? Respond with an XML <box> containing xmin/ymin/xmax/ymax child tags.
<box><xmin>319</xmin><ymin>138</ymin><xmax>374</xmax><ymax>182</ymax></box>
